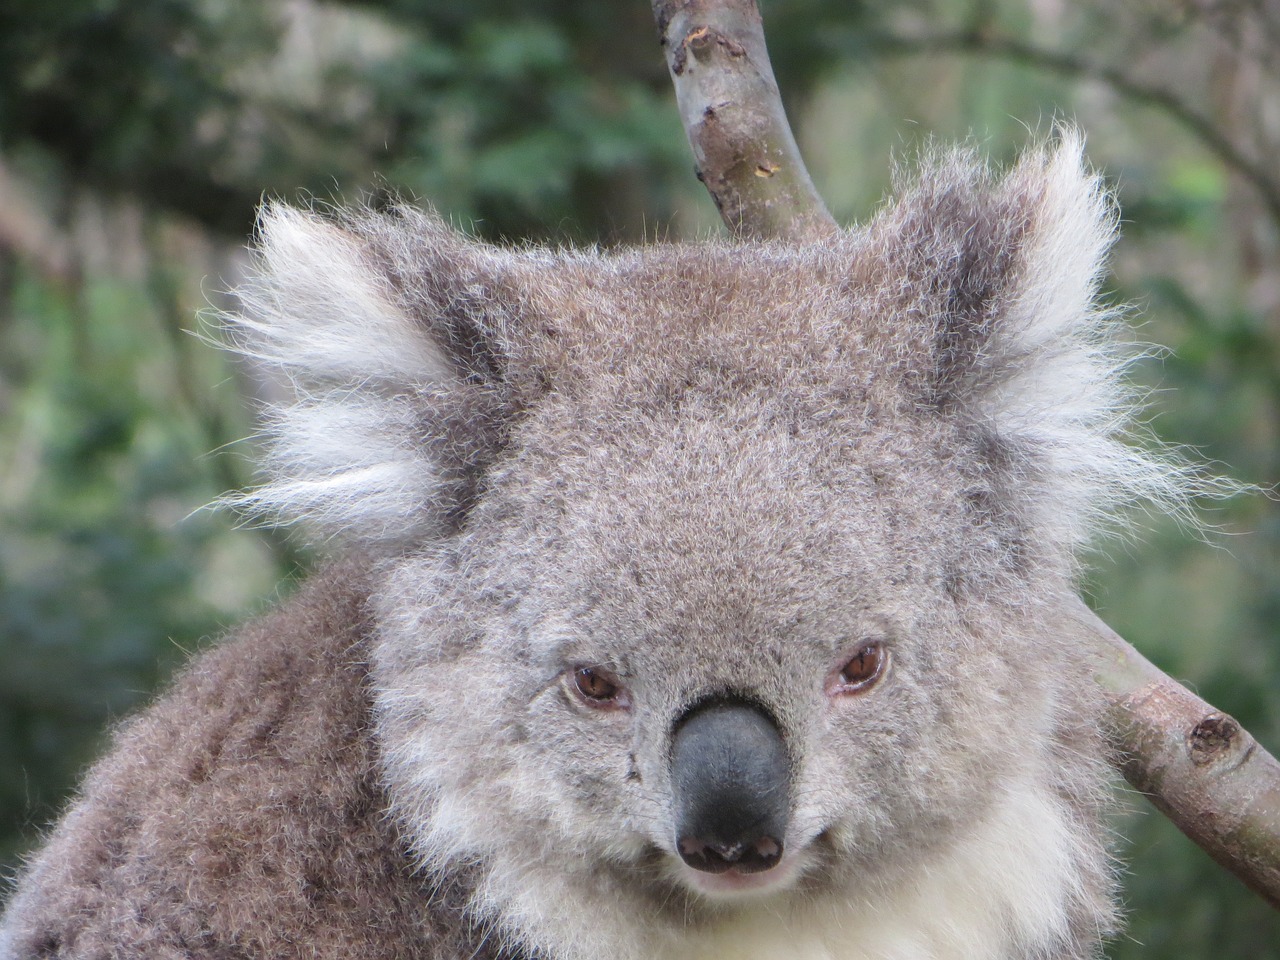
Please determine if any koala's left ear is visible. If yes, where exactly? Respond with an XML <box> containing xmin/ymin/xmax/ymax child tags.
<box><xmin>865</xmin><ymin>130</ymin><xmax>1187</xmax><ymax>557</ymax></box>
<box><xmin>223</xmin><ymin>204</ymin><xmax>536</xmax><ymax>546</ymax></box>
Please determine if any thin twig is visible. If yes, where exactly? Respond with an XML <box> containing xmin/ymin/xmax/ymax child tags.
<box><xmin>862</xmin><ymin>28</ymin><xmax>1280</xmax><ymax>228</ymax></box>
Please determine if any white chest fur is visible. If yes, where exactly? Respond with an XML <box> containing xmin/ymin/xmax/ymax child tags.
<box><xmin>462</xmin><ymin>772</ymin><xmax>1084</xmax><ymax>960</ymax></box>
<box><xmin>664</xmin><ymin>779</ymin><xmax>1080</xmax><ymax>960</ymax></box>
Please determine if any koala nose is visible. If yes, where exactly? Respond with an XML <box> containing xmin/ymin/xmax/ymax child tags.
<box><xmin>669</xmin><ymin>699</ymin><xmax>790</xmax><ymax>875</ymax></box>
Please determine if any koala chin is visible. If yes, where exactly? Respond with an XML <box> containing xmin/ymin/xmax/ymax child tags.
<box><xmin>2</xmin><ymin>131</ymin><xmax>1187</xmax><ymax>960</ymax></box>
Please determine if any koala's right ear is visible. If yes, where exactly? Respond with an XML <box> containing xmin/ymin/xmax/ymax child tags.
<box><xmin>223</xmin><ymin>203</ymin><xmax>533</xmax><ymax>546</ymax></box>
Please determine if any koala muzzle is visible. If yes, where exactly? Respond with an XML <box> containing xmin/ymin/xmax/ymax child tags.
<box><xmin>669</xmin><ymin>699</ymin><xmax>790</xmax><ymax>875</ymax></box>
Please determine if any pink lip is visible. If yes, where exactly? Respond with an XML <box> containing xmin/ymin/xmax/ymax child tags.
<box><xmin>679</xmin><ymin>854</ymin><xmax>803</xmax><ymax>898</ymax></box>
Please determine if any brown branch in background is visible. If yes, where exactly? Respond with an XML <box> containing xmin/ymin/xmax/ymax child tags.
<box><xmin>866</xmin><ymin>29</ymin><xmax>1280</xmax><ymax>229</ymax></box>
<box><xmin>649</xmin><ymin>0</ymin><xmax>1280</xmax><ymax>912</ymax></box>
<box><xmin>650</xmin><ymin>0</ymin><xmax>838</xmax><ymax>242</ymax></box>
<box><xmin>1074</xmin><ymin>599</ymin><xmax>1280</xmax><ymax>909</ymax></box>
<box><xmin>0</xmin><ymin>156</ymin><xmax>72</xmax><ymax>284</ymax></box>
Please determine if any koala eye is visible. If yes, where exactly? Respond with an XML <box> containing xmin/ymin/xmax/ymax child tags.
<box><xmin>568</xmin><ymin>666</ymin><xmax>630</xmax><ymax>710</ymax></box>
<box><xmin>828</xmin><ymin>642</ymin><xmax>889</xmax><ymax>696</ymax></box>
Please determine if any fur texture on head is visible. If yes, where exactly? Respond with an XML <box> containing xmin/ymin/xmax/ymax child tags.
<box><xmin>228</xmin><ymin>132</ymin><xmax>1185</xmax><ymax>566</ymax></box>
<box><xmin>5</xmin><ymin>132</ymin><xmax>1187</xmax><ymax>960</ymax></box>
<box><xmin>227</xmin><ymin>130</ymin><xmax>1152</xmax><ymax>959</ymax></box>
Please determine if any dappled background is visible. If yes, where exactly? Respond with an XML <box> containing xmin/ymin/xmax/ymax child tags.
<box><xmin>1</xmin><ymin>0</ymin><xmax>1278</xmax><ymax>954</ymax></box>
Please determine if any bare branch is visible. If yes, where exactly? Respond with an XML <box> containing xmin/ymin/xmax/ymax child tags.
<box><xmin>650</xmin><ymin>0</ymin><xmax>838</xmax><ymax>242</ymax></box>
<box><xmin>1071</xmin><ymin>598</ymin><xmax>1280</xmax><ymax>909</ymax></box>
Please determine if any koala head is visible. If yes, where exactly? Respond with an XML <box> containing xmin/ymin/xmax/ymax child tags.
<box><xmin>228</xmin><ymin>133</ymin><xmax>1181</xmax><ymax>959</ymax></box>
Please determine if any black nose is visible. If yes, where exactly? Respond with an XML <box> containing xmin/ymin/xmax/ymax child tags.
<box><xmin>669</xmin><ymin>699</ymin><xmax>790</xmax><ymax>874</ymax></box>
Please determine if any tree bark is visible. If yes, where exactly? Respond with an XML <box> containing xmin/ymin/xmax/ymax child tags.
<box><xmin>1075</xmin><ymin>598</ymin><xmax>1280</xmax><ymax>909</ymax></box>
<box><xmin>651</xmin><ymin>0</ymin><xmax>837</xmax><ymax>242</ymax></box>
<box><xmin>649</xmin><ymin>0</ymin><xmax>1280</xmax><ymax>911</ymax></box>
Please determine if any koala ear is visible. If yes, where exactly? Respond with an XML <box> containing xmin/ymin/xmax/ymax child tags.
<box><xmin>867</xmin><ymin>130</ymin><xmax>1190</xmax><ymax>557</ymax></box>
<box><xmin>224</xmin><ymin>203</ymin><xmax>527</xmax><ymax>546</ymax></box>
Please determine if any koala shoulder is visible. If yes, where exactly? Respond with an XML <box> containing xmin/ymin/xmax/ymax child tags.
<box><xmin>0</xmin><ymin>564</ymin><xmax>504</xmax><ymax>960</ymax></box>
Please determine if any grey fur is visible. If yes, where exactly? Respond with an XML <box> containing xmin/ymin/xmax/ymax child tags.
<box><xmin>3</xmin><ymin>134</ymin><xmax>1178</xmax><ymax>959</ymax></box>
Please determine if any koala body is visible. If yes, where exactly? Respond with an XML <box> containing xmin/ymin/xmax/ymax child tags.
<box><xmin>2</xmin><ymin>136</ymin><xmax>1180</xmax><ymax>959</ymax></box>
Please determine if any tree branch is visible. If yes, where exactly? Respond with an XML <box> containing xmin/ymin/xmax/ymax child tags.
<box><xmin>648</xmin><ymin>0</ymin><xmax>1280</xmax><ymax>911</ymax></box>
<box><xmin>862</xmin><ymin>28</ymin><xmax>1280</xmax><ymax>229</ymax></box>
<box><xmin>1072</xmin><ymin>598</ymin><xmax>1280</xmax><ymax>909</ymax></box>
<box><xmin>651</xmin><ymin>0</ymin><xmax>837</xmax><ymax>242</ymax></box>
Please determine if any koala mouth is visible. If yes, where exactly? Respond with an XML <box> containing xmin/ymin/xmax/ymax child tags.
<box><xmin>672</xmin><ymin>846</ymin><xmax>808</xmax><ymax>899</ymax></box>
<box><xmin>677</xmin><ymin>835</ymin><xmax>783</xmax><ymax>874</ymax></box>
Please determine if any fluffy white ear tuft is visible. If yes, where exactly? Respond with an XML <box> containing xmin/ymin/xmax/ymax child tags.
<box><xmin>233</xmin><ymin>204</ymin><xmax>457</xmax><ymax>386</ymax></box>
<box><xmin>976</xmin><ymin>130</ymin><xmax>1200</xmax><ymax>555</ymax></box>
<box><xmin>222</xmin><ymin>204</ymin><xmax>471</xmax><ymax>546</ymax></box>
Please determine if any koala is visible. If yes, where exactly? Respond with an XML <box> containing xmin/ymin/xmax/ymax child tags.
<box><xmin>0</xmin><ymin>133</ymin><xmax>1187</xmax><ymax>960</ymax></box>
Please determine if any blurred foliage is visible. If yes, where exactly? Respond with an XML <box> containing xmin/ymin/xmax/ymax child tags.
<box><xmin>0</xmin><ymin>0</ymin><xmax>1277</xmax><ymax>955</ymax></box>
<box><xmin>0</xmin><ymin>256</ymin><xmax>290</xmax><ymax>865</ymax></box>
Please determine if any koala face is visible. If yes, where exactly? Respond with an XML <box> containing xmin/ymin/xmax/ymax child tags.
<box><xmin>371</xmin><ymin>308</ymin><xmax>1061</xmax><ymax>929</ymax></box>
<box><xmin>230</xmin><ymin>132</ymin><xmax>1174</xmax><ymax>958</ymax></box>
